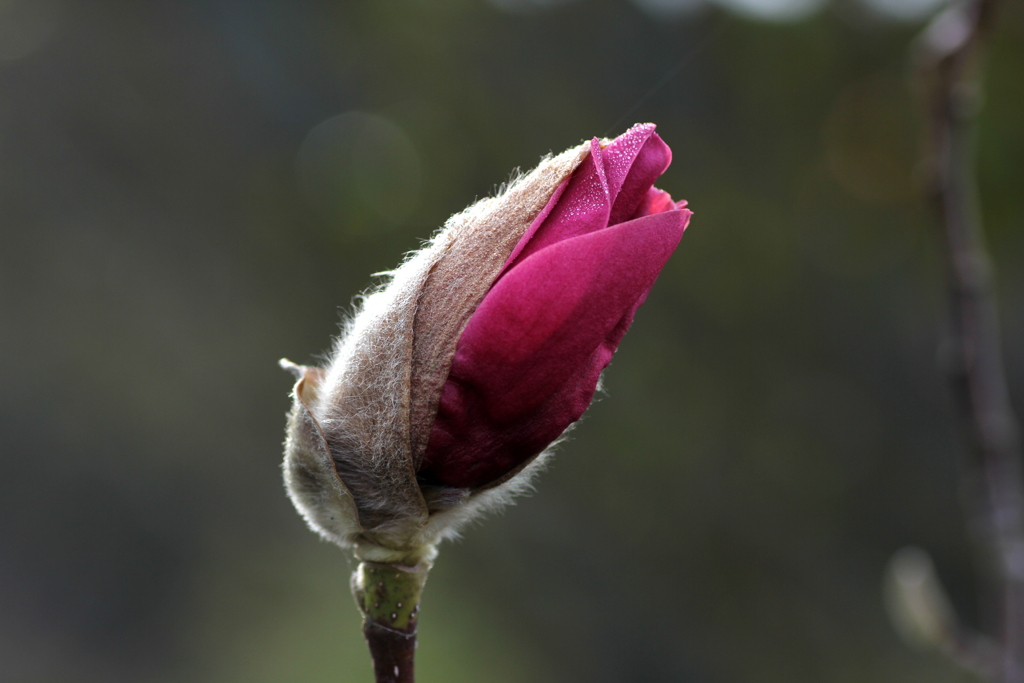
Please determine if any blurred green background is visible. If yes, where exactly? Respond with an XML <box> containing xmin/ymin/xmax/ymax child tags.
<box><xmin>1</xmin><ymin>0</ymin><xmax>1022</xmax><ymax>681</ymax></box>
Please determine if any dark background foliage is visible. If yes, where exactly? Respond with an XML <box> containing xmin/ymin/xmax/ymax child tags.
<box><xmin>1</xmin><ymin>0</ymin><xmax>1022</xmax><ymax>681</ymax></box>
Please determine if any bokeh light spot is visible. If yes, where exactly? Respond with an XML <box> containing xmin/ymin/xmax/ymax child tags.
<box><xmin>859</xmin><ymin>0</ymin><xmax>948</xmax><ymax>22</ymax></box>
<box><xmin>629</xmin><ymin>0</ymin><xmax>708</xmax><ymax>20</ymax></box>
<box><xmin>715</xmin><ymin>0</ymin><xmax>826</xmax><ymax>21</ymax></box>
<box><xmin>484</xmin><ymin>0</ymin><xmax>582</xmax><ymax>14</ymax></box>
<box><xmin>824</xmin><ymin>75</ymin><xmax>917</xmax><ymax>204</ymax></box>
<box><xmin>296</xmin><ymin>111</ymin><xmax>421</xmax><ymax>233</ymax></box>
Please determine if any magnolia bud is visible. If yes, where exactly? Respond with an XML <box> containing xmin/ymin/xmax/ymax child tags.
<box><xmin>282</xmin><ymin>123</ymin><xmax>691</xmax><ymax>564</ymax></box>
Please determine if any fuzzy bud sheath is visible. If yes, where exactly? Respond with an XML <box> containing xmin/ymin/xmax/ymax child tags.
<box><xmin>281</xmin><ymin>123</ymin><xmax>691</xmax><ymax>682</ymax></box>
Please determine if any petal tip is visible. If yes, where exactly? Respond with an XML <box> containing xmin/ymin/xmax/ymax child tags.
<box><xmin>628</xmin><ymin>122</ymin><xmax>657</xmax><ymax>134</ymax></box>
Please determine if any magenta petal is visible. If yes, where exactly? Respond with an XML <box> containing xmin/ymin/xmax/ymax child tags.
<box><xmin>501</xmin><ymin>138</ymin><xmax>610</xmax><ymax>274</ymax></box>
<box><xmin>600</xmin><ymin>123</ymin><xmax>671</xmax><ymax>222</ymax></box>
<box><xmin>602</xmin><ymin>124</ymin><xmax>657</xmax><ymax>202</ymax></box>
<box><xmin>419</xmin><ymin>209</ymin><xmax>691</xmax><ymax>489</ymax></box>
<box><xmin>634</xmin><ymin>188</ymin><xmax>677</xmax><ymax>217</ymax></box>
<box><xmin>607</xmin><ymin>132</ymin><xmax>672</xmax><ymax>225</ymax></box>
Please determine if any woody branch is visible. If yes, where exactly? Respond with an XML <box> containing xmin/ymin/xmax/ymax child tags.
<box><xmin>916</xmin><ymin>0</ymin><xmax>1024</xmax><ymax>679</ymax></box>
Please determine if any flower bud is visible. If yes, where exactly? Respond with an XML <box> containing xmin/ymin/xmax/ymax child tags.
<box><xmin>282</xmin><ymin>123</ymin><xmax>691</xmax><ymax>563</ymax></box>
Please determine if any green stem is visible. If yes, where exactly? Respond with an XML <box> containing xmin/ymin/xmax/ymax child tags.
<box><xmin>351</xmin><ymin>560</ymin><xmax>431</xmax><ymax>683</ymax></box>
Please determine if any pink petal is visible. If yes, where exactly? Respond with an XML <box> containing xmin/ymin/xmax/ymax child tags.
<box><xmin>500</xmin><ymin>138</ymin><xmax>610</xmax><ymax>276</ymax></box>
<box><xmin>634</xmin><ymin>188</ymin><xmax>680</xmax><ymax>217</ymax></box>
<box><xmin>500</xmin><ymin>127</ymin><xmax>673</xmax><ymax>279</ymax></box>
<box><xmin>419</xmin><ymin>208</ymin><xmax>691</xmax><ymax>489</ymax></box>
<box><xmin>602</xmin><ymin>125</ymin><xmax>673</xmax><ymax>225</ymax></box>
<box><xmin>601</xmin><ymin>124</ymin><xmax>657</xmax><ymax>201</ymax></box>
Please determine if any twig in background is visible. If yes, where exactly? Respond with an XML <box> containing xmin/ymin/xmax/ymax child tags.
<box><xmin>900</xmin><ymin>0</ymin><xmax>1024</xmax><ymax>680</ymax></box>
